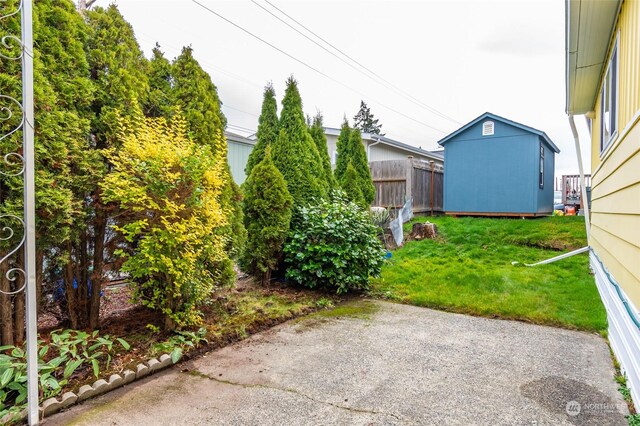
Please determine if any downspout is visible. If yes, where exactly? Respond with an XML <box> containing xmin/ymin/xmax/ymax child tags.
<box><xmin>568</xmin><ymin>114</ymin><xmax>591</xmax><ymax>243</ymax></box>
<box><xmin>512</xmin><ymin>115</ymin><xmax>590</xmax><ymax>267</ymax></box>
<box><xmin>367</xmin><ymin>135</ymin><xmax>382</xmax><ymax>161</ymax></box>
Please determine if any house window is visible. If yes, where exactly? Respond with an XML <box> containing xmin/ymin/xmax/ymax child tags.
<box><xmin>539</xmin><ymin>144</ymin><xmax>544</xmax><ymax>188</ymax></box>
<box><xmin>600</xmin><ymin>38</ymin><xmax>618</xmax><ymax>153</ymax></box>
<box><xmin>482</xmin><ymin>121</ymin><xmax>494</xmax><ymax>136</ymax></box>
<box><xmin>332</xmin><ymin>150</ymin><xmax>338</xmax><ymax>166</ymax></box>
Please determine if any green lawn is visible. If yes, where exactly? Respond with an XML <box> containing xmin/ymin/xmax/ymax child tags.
<box><xmin>371</xmin><ymin>215</ymin><xmax>607</xmax><ymax>333</ymax></box>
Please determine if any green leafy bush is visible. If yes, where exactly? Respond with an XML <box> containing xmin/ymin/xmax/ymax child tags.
<box><xmin>101</xmin><ymin>114</ymin><xmax>230</xmax><ymax>330</ymax></box>
<box><xmin>151</xmin><ymin>327</ymin><xmax>208</xmax><ymax>364</ymax></box>
<box><xmin>284</xmin><ymin>192</ymin><xmax>386</xmax><ymax>293</ymax></box>
<box><xmin>0</xmin><ymin>330</ymin><xmax>129</xmax><ymax>420</ymax></box>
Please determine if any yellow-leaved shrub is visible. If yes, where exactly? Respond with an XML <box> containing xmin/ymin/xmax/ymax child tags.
<box><xmin>101</xmin><ymin>113</ymin><xmax>229</xmax><ymax>329</ymax></box>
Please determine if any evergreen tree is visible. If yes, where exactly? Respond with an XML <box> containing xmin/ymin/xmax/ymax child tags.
<box><xmin>334</xmin><ymin>118</ymin><xmax>351</xmax><ymax>181</ymax></box>
<box><xmin>335</xmin><ymin>124</ymin><xmax>375</xmax><ymax>208</ymax></box>
<box><xmin>309</xmin><ymin>112</ymin><xmax>336</xmax><ymax>189</ymax></box>
<box><xmin>171</xmin><ymin>46</ymin><xmax>245</xmax><ymax>272</ymax></box>
<box><xmin>242</xmin><ymin>146</ymin><xmax>292</xmax><ymax>285</ymax></box>
<box><xmin>77</xmin><ymin>4</ymin><xmax>150</xmax><ymax>329</ymax></box>
<box><xmin>347</xmin><ymin>129</ymin><xmax>375</xmax><ymax>205</ymax></box>
<box><xmin>271</xmin><ymin>76</ymin><xmax>326</xmax><ymax>205</ymax></box>
<box><xmin>145</xmin><ymin>44</ymin><xmax>174</xmax><ymax>119</ymax></box>
<box><xmin>245</xmin><ymin>83</ymin><xmax>278</xmax><ymax>177</ymax></box>
<box><xmin>0</xmin><ymin>0</ymin><xmax>94</xmax><ymax>340</ymax></box>
<box><xmin>341</xmin><ymin>162</ymin><xmax>366</xmax><ymax>209</ymax></box>
<box><xmin>171</xmin><ymin>46</ymin><xmax>226</xmax><ymax>152</ymax></box>
<box><xmin>353</xmin><ymin>100</ymin><xmax>383</xmax><ymax>135</ymax></box>
<box><xmin>87</xmin><ymin>5</ymin><xmax>149</xmax><ymax>148</ymax></box>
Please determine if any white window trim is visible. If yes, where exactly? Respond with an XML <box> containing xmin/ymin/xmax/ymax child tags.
<box><xmin>600</xmin><ymin>34</ymin><xmax>619</xmax><ymax>157</ymax></box>
<box><xmin>539</xmin><ymin>144</ymin><xmax>544</xmax><ymax>189</ymax></box>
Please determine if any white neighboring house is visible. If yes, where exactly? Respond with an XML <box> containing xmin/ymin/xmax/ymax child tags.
<box><xmin>226</xmin><ymin>128</ymin><xmax>444</xmax><ymax>185</ymax></box>
<box><xmin>226</xmin><ymin>131</ymin><xmax>256</xmax><ymax>185</ymax></box>
<box><xmin>323</xmin><ymin>127</ymin><xmax>444</xmax><ymax>166</ymax></box>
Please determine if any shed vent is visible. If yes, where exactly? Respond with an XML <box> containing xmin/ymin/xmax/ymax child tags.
<box><xmin>482</xmin><ymin>121</ymin><xmax>494</xmax><ymax>136</ymax></box>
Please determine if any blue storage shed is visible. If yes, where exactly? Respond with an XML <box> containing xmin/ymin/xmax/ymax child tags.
<box><xmin>437</xmin><ymin>112</ymin><xmax>560</xmax><ymax>217</ymax></box>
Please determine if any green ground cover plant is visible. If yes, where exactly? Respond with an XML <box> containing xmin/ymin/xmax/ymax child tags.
<box><xmin>371</xmin><ymin>216</ymin><xmax>606</xmax><ymax>332</ymax></box>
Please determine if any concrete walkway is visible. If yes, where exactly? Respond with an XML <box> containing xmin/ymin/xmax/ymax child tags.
<box><xmin>45</xmin><ymin>300</ymin><xmax>628</xmax><ymax>425</ymax></box>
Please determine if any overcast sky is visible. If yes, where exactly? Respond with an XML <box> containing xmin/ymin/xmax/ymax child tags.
<box><xmin>110</xmin><ymin>0</ymin><xmax>592</xmax><ymax>179</ymax></box>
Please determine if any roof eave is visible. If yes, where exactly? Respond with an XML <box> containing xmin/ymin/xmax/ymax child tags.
<box><xmin>565</xmin><ymin>0</ymin><xmax>622</xmax><ymax>115</ymax></box>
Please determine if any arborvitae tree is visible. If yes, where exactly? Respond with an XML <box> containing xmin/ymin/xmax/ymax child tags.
<box><xmin>78</xmin><ymin>4</ymin><xmax>150</xmax><ymax>329</ymax></box>
<box><xmin>145</xmin><ymin>44</ymin><xmax>174</xmax><ymax>119</ymax></box>
<box><xmin>341</xmin><ymin>162</ymin><xmax>366</xmax><ymax>209</ymax></box>
<box><xmin>347</xmin><ymin>129</ymin><xmax>375</xmax><ymax>205</ymax></box>
<box><xmin>171</xmin><ymin>46</ymin><xmax>245</xmax><ymax>274</ymax></box>
<box><xmin>87</xmin><ymin>5</ymin><xmax>149</xmax><ymax>148</ymax></box>
<box><xmin>309</xmin><ymin>112</ymin><xmax>336</xmax><ymax>189</ymax></box>
<box><xmin>353</xmin><ymin>100</ymin><xmax>383</xmax><ymax>135</ymax></box>
<box><xmin>242</xmin><ymin>146</ymin><xmax>292</xmax><ymax>285</ymax></box>
<box><xmin>335</xmin><ymin>124</ymin><xmax>375</xmax><ymax>208</ymax></box>
<box><xmin>245</xmin><ymin>83</ymin><xmax>278</xmax><ymax>177</ymax></box>
<box><xmin>271</xmin><ymin>76</ymin><xmax>326</xmax><ymax>205</ymax></box>
<box><xmin>0</xmin><ymin>0</ymin><xmax>93</xmax><ymax>341</ymax></box>
<box><xmin>171</xmin><ymin>46</ymin><xmax>226</xmax><ymax>152</ymax></box>
<box><xmin>334</xmin><ymin>118</ymin><xmax>351</xmax><ymax>181</ymax></box>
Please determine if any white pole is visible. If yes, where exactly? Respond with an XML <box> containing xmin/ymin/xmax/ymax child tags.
<box><xmin>568</xmin><ymin>115</ymin><xmax>591</xmax><ymax>244</ymax></box>
<box><xmin>21</xmin><ymin>0</ymin><xmax>39</xmax><ymax>423</ymax></box>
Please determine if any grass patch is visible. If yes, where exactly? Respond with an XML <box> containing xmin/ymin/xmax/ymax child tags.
<box><xmin>311</xmin><ymin>299</ymin><xmax>380</xmax><ymax>320</ymax></box>
<box><xmin>293</xmin><ymin>299</ymin><xmax>379</xmax><ymax>333</ymax></box>
<box><xmin>373</xmin><ymin>215</ymin><xmax>606</xmax><ymax>333</ymax></box>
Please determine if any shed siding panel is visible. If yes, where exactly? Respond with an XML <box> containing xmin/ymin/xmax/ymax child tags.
<box><xmin>533</xmin><ymin>137</ymin><xmax>555</xmax><ymax>214</ymax></box>
<box><xmin>444</xmin><ymin>132</ymin><xmax>540</xmax><ymax>214</ymax></box>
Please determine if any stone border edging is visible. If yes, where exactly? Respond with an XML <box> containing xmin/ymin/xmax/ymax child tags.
<box><xmin>0</xmin><ymin>352</ymin><xmax>181</xmax><ymax>423</ymax></box>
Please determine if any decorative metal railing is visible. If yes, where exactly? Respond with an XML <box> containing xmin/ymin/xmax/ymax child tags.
<box><xmin>1</xmin><ymin>0</ymin><xmax>39</xmax><ymax>424</ymax></box>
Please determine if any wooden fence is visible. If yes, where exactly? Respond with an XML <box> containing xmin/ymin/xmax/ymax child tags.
<box><xmin>369</xmin><ymin>156</ymin><xmax>444</xmax><ymax>214</ymax></box>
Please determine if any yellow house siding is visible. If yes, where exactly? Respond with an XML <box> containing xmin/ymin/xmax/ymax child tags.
<box><xmin>591</xmin><ymin>182</ymin><xmax>640</xmax><ymax>214</ymax></box>
<box><xmin>590</xmin><ymin>143</ymin><xmax>640</xmax><ymax>199</ymax></box>
<box><xmin>591</xmin><ymin>212</ymin><xmax>640</xmax><ymax>248</ymax></box>
<box><xmin>589</xmin><ymin>0</ymin><xmax>640</xmax><ymax>309</ymax></box>
<box><xmin>590</xmin><ymin>235</ymin><xmax>640</xmax><ymax>308</ymax></box>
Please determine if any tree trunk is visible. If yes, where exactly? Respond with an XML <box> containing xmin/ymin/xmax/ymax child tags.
<box><xmin>90</xmin><ymin>206</ymin><xmax>106</xmax><ymax>329</ymax></box>
<box><xmin>13</xmin><ymin>288</ymin><xmax>24</xmax><ymax>344</ymax></box>
<box><xmin>13</xmin><ymin>250</ymin><xmax>25</xmax><ymax>343</ymax></box>
<box><xmin>64</xmin><ymin>244</ymin><xmax>79</xmax><ymax>329</ymax></box>
<box><xmin>36</xmin><ymin>249</ymin><xmax>43</xmax><ymax>313</ymax></box>
<box><xmin>0</xmin><ymin>258</ymin><xmax>13</xmax><ymax>346</ymax></box>
<box><xmin>261</xmin><ymin>270</ymin><xmax>271</xmax><ymax>287</ymax></box>
<box><xmin>76</xmin><ymin>0</ymin><xmax>98</xmax><ymax>13</ymax></box>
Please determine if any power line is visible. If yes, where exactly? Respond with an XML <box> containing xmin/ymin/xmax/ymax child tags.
<box><xmin>227</xmin><ymin>123</ymin><xmax>257</xmax><ymax>133</ymax></box>
<box><xmin>190</xmin><ymin>0</ymin><xmax>447</xmax><ymax>133</ymax></box>
<box><xmin>263</xmin><ymin>0</ymin><xmax>461</xmax><ymax>126</ymax></box>
<box><xmin>222</xmin><ymin>104</ymin><xmax>259</xmax><ymax>118</ymax></box>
